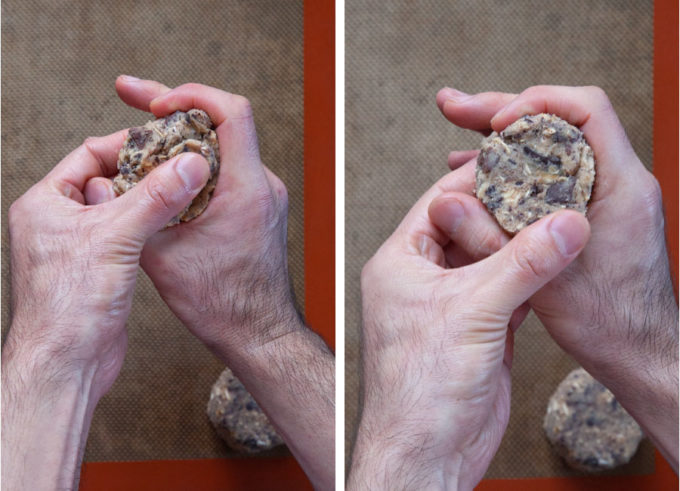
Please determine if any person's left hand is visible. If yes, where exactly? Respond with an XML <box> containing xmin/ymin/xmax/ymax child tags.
<box><xmin>349</xmin><ymin>156</ymin><xmax>590</xmax><ymax>490</ymax></box>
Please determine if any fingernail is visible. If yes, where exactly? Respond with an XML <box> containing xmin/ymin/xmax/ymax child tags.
<box><xmin>176</xmin><ymin>153</ymin><xmax>209</xmax><ymax>191</ymax></box>
<box><xmin>549</xmin><ymin>213</ymin><xmax>585</xmax><ymax>256</ymax></box>
<box><xmin>440</xmin><ymin>87</ymin><xmax>472</xmax><ymax>103</ymax></box>
<box><xmin>121</xmin><ymin>74</ymin><xmax>140</xmax><ymax>82</ymax></box>
<box><xmin>445</xmin><ymin>198</ymin><xmax>465</xmax><ymax>233</ymax></box>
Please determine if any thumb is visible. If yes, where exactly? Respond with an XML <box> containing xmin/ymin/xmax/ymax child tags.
<box><xmin>107</xmin><ymin>152</ymin><xmax>211</xmax><ymax>240</ymax></box>
<box><xmin>466</xmin><ymin>210</ymin><xmax>590</xmax><ymax>314</ymax></box>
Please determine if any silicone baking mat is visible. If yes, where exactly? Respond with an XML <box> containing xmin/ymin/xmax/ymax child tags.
<box><xmin>345</xmin><ymin>0</ymin><xmax>668</xmax><ymax>483</ymax></box>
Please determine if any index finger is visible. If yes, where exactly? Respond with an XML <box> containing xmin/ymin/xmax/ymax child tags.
<box><xmin>390</xmin><ymin>159</ymin><xmax>477</xmax><ymax>257</ymax></box>
<box><xmin>148</xmin><ymin>83</ymin><xmax>264</xmax><ymax>188</ymax></box>
<box><xmin>489</xmin><ymin>85</ymin><xmax>636</xmax><ymax>165</ymax></box>
<box><xmin>46</xmin><ymin>129</ymin><xmax>127</xmax><ymax>194</ymax></box>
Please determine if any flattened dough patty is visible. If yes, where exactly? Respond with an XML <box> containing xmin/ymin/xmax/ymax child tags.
<box><xmin>476</xmin><ymin>113</ymin><xmax>595</xmax><ymax>234</ymax></box>
<box><xmin>113</xmin><ymin>109</ymin><xmax>220</xmax><ymax>226</ymax></box>
<box><xmin>544</xmin><ymin>368</ymin><xmax>643</xmax><ymax>472</ymax></box>
<box><xmin>207</xmin><ymin>367</ymin><xmax>284</xmax><ymax>454</ymax></box>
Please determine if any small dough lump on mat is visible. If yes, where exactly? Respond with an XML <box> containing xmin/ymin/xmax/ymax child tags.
<box><xmin>475</xmin><ymin>113</ymin><xmax>595</xmax><ymax>234</ymax></box>
<box><xmin>207</xmin><ymin>367</ymin><xmax>284</xmax><ymax>454</ymax></box>
<box><xmin>544</xmin><ymin>368</ymin><xmax>643</xmax><ymax>472</ymax></box>
<box><xmin>113</xmin><ymin>109</ymin><xmax>220</xmax><ymax>227</ymax></box>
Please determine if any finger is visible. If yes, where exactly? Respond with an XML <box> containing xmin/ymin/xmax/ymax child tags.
<box><xmin>429</xmin><ymin>192</ymin><xmax>510</xmax><ymax>262</ymax></box>
<box><xmin>489</xmin><ymin>85</ymin><xmax>636</xmax><ymax>164</ymax></box>
<box><xmin>46</xmin><ymin>129</ymin><xmax>128</xmax><ymax>193</ymax></box>
<box><xmin>447</xmin><ymin>150</ymin><xmax>479</xmax><ymax>170</ymax></box>
<box><xmin>106</xmin><ymin>152</ymin><xmax>211</xmax><ymax>241</ymax></box>
<box><xmin>395</xmin><ymin>160</ymin><xmax>477</xmax><ymax>256</ymax></box>
<box><xmin>84</xmin><ymin>177</ymin><xmax>116</xmax><ymax>205</ymax></box>
<box><xmin>149</xmin><ymin>83</ymin><xmax>264</xmax><ymax>189</ymax></box>
<box><xmin>115</xmin><ymin>75</ymin><xmax>171</xmax><ymax>112</ymax></box>
<box><xmin>464</xmin><ymin>210</ymin><xmax>591</xmax><ymax>313</ymax></box>
<box><xmin>436</xmin><ymin>87</ymin><xmax>517</xmax><ymax>133</ymax></box>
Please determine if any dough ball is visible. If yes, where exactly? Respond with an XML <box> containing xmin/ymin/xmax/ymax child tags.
<box><xmin>207</xmin><ymin>367</ymin><xmax>284</xmax><ymax>454</ymax></box>
<box><xmin>113</xmin><ymin>109</ymin><xmax>220</xmax><ymax>227</ymax></box>
<box><xmin>476</xmin><ymin>113</ymin><xmax>595</xmax><ymax>234</ymax></box>
<box><xmin>544</xmin><ymin>368</ymin><xmax>643</xmax><ymax>472</ymax></box>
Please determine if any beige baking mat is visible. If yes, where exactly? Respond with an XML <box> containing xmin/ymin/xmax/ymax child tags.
<box><xmin>1</xmin><ymin>0</ymin><xmax>304</xmax><ymax>461</ymax></box>
<box><xmin>345</xmin><ymin>0</ymin><xmax>655</xmax><ymax>478</ymax></box>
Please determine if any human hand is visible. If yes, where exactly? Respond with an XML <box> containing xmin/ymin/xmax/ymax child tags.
<box><xmin>349</xmin><ymin>157</ymin><xmax>590</xmax><ymax>490</ymax></box>
<box><xmin>86</xmin><ymin>77</ymin><xmax>334</xmax><ymax>490</ymax></box>
<box><xmin>435</xmin><ymin>85</ymin><xmax>678</xmax><ymax>469</ymax></box>
<box><xmin>2</xmin><ymin>127</ymin><xmax>210</xmax><ymax>489</ymax></box>
<box><xmin>86</xmin><ymin>77</ymin><xmax>297</xmax><ymax>358</ymax></box>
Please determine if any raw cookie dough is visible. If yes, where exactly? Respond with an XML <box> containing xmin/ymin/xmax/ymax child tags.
<box><xmin>207</xmin><ymin>367</ymin><xmax>284</xmax><ymax>454</ymax></box>
<box><xmin>544</xmin><ymin>368</ymin><xmax>643</xmax><ymax>472</ymax></box>
<box><xmin>475</xmin><ymin>113</ymin><xmax>595</xmax><ymax>234</ymax></box>
<box><xmin>113</xmin><ymin>109</ymin><xmax>220</xmax><ymax>226</ymax></box>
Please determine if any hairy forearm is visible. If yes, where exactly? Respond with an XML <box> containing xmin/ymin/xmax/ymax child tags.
<box><xmin>591</xmin><ymin>296</ymin><xmax>678</xmax><ymax>471</ymax></box>
<box><xmin>211</xmin><ymin>317</ymin><xmax>335</xmax><ymax>490</ymax></box>
<box><xmin>1</xmin><ymin>337</ymin><xmax>98</xmax><ymax>490</ymax></box>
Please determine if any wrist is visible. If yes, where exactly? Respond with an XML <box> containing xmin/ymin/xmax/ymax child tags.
<box><xmin>198</xmin><ymin>295</ymin><xmax>306</xmax><ymax>360</ymax></box>
<box><xmin>349</xmin><ymin>430</ymin><xmax>463</xmax><ymax>491</ymax></box>
<box><xmin>587</xmin><ymin>314</ymin><xmax>678</xmax><ymax>470</ymax></box>
<box><xmin>2</xmin><ymin>340</ymin><xmax>99</xmax><ymax>490</ymax></box>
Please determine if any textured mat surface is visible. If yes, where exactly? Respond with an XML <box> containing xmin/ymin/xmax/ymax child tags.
<box><xmin>346</xmin><ymin>0</ymin><xmax>655</xmax><ymax>478</ymax></box>
<box><xmin>2</xmin><ymin>0</ymin><xmax>303</xmax><ymax>461</ymax></box>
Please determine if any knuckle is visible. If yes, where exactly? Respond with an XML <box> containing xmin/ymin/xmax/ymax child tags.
<box><xmin>584</xmin><ymin>85</ymin><xmax>613</xmax><ymax>111</ymax></box>
<box><xmin>179</xmin><ymin>82</ymin><xmax>203</xmax><ymax>93</ymax></box>
<box><xmin>230</xmin><ymin>94</ymin><xmax>253</xmax><ymax>120</ymax></box>
<box><xmin>144</xmin><ymin>176</ymin><xmax>174</xmax><ymax>212</ymax></box>
<box><xmin>475</xmin><ymin>227</ymin><xmax>504</xmax><ymax>257</ymax></box>
<box><xmin>584</xmin><ymin>85</ymin><xmax>608</xmax><ymax>100</ymax></box>
<box><xmin>523</xmin><ymin>85</ymin><xmax>550</xmax><ymax>97</ymax></box>
<box><xmin>639</xmin><ymin>174</ymin><xmax>664</xmax><ymax>225</ymax></box>
<box><xmin>511</xmin><ymin>236</ymin><xmax>552</xmax><ymax>281</ymax></box>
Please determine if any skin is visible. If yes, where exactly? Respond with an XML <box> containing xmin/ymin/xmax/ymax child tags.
<box><xmin>348</xmin><ymin>156</ymin><xmax>591</xmax><ymax>489</ymax></box>
<box><xmin>349</xmin><ymin>85</ymin><xmax>677</xmax><ymax>489</ymax></box>
<box><xmin>3</xmin><ymin>131</ymin><xmax>211</xmax><ymax>490</ymax></box>
<box><xmin>3</xmin><ymin>77</ymin><xmax>334</xmax><ymax>490</ymax></box>
<box><xmin>434</xmin><ymin>85</ymin><xmax>678</xmax><ymax>471</ymax></box>
<box><xmin>87</xmin><ymin>77</ymin><xmax>335</xmax><ymax>490</ymax></box>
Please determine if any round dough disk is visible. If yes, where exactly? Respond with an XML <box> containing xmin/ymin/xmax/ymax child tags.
<box><xmin>475</xmin><ymin>113</ymin><xmax>595</xmax><ymax>234</ymax></box>
<box><xmin>207</xmin><ymin>367</ymin><xmax>284</xmax><ymax>454</ymax></box>
<box><xmin>113</xmin><ymin>109</ymin><xmax>220</xmax><ymax>227</ymax></box>
<box><xmin>544</xmin><ymin>368</ymin><xmax>643</xmax><ymax>472</ymax></box>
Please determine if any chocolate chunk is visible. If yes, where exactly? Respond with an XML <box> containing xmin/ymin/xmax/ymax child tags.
<box><xmin>545</xmin><ymin>178</ymin><xmax>576</xmax><ymax>204</ymax></box>
<box><xmin>128</xmin><ymin>127</ymin><xmax>152</xmax><ymax>148</ymax></box>
<box><xmin>523</xmin><ymin>145</ymin><xmax>562</xmax><ymax>167</ymax></box>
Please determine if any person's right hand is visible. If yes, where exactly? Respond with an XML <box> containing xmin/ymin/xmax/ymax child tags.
<box><xmin>435</xmin><ymin>85</ymin><xmax>679</xmax><ymax>469</ymax></box>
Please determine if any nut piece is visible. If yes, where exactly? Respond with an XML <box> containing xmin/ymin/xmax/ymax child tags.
<box><xmin>544</xmin><ymin>368</ymin><xmax>643</xmax><ymax>472</ymax></box>
<box><xmin>207</xmin><ymin>367</ymin><xmax>284</xmax><ymax>454</ymax></box>
<box><xmin>475</xmin><ymin>113</ymin><xmax>595</xmax><ymax>234</ymax></box>
<box><xmin>113</xmin><ymin>109</ymin><xmax>220</xmax><ymax>227</ymax></box>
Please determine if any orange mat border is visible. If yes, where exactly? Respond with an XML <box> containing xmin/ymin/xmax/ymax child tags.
<box><xmin>79</xmin><ymin>0</ymin><xmax>333</xmax><ymax>489</ymax></box>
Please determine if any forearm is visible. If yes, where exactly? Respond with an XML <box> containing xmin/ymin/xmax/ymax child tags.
<box><xmin>2</xmin><ymin>337</ymin><xmax>98</xmax><ymax>490</ymax></box>
<box><xmin>597</xmin><ymin>339</ymin><xmax>678</xmax><ymax>470</ymax></box>
<box><xmin>589</xmin><ymin>298</ymin><xmax>679</xmax><ymax>471</ymax></box>
<box><xmin>211</xmin><ymin>317</ymin><xmax>335</xmax><ymax>490</ymax></box>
